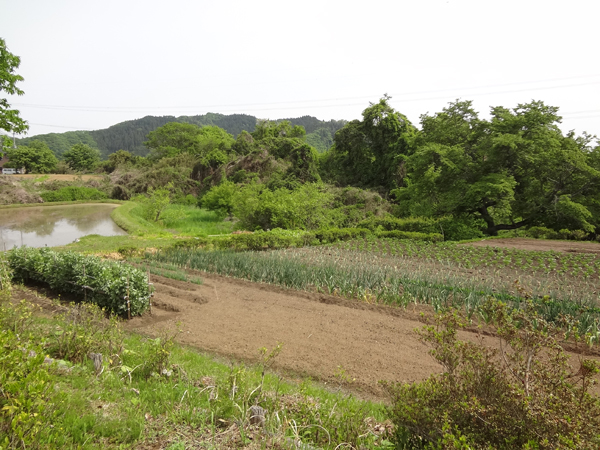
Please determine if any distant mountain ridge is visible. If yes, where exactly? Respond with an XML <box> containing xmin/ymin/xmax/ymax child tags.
<box><xmin>16</xmin><ymin>113</ymin><xmax>347</xmax><ymax>159</ymax></box>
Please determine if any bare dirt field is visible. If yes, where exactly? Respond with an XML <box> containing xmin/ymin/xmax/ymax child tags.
<box><xmin>126</xmin><ymin>272</ymin><xmax>444</xmax><ymax>398</ymax></box>
<box><xmin>124</xmin><ymin>269</ymin><xmax>599</xmax><ymax>400</ymax></box>
<box><xmin>9</xmin><ymin>174</ymin><xmax>103</xmax><ymax>181</ymax></box>
<box><xmin>464</xmin><ymin>237</ymin><xmax>600</xmax><ymax>254</ymax></box>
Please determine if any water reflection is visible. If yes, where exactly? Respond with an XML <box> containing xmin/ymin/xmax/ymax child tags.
<box><xmin>0</xmin><ymin>204</ymin><xmax>127</xmax><ymax>249</ymax></box>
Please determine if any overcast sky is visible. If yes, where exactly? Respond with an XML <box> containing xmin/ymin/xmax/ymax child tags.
<box><xmin>2</xmin><ymin>0</ymin><xmax>600</xmax><ymax>139</ymax></box>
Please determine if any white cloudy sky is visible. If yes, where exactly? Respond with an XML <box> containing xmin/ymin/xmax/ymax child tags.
<box><xmin>2</xmin><ymin>0</ymin><xmax>600</xmax><ymax>139</ymax></box>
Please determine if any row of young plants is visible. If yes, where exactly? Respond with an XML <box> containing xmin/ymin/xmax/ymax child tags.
<box><xmin>144</xmin><ymin>245</ymin><xmax>600</xmax><ymax>338</ymax></box>
<box><xmin>334</xmin><ymin>238</ymin><xmax>600</xmax><ymax>278</ymax></box>
<box><xmin>7</xmin><ymin>247</ymin><xmax>151</xmax><ymax>316</ymax></box>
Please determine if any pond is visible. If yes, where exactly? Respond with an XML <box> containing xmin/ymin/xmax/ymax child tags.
<box><xmin>0</xmin><ymin>204</ymin><xmax>127</xmax><ymax>249</ymax></box>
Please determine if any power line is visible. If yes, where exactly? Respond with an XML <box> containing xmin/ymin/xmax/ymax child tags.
<box><xmin>12</xmin><ymin>78</ymin><xmax>600</xmax><ymax>114</ymax></box>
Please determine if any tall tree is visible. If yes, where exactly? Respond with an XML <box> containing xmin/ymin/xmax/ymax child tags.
<box><xmin>395</xmin><ymin>100</ymin><xmax>600</xmax><ymax>235</ymax></box>
<box><xmin>0</xmin><ymin>38</ymin><xmax>28</xmax><ymax>139</ymax></box>
<box><xmin>5</xmin><ymin>140</ymin><xmax>57</xmax><ymax>173</ymax></box>
<box><xmin>63</xmin><ymin>143</ymin><xmax>101</xmax><ymax>172</ymax></box>
<box><xmin>323</xmin><ymin>97</ymin><xmax>417</xmax><ymax>190</ymax></box>
<box><xmin>144</xmin><ymin>122</ymin><xmax>204</xmax><ymax>159</ymax></box>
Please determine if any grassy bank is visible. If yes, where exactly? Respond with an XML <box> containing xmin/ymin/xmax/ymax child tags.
<box><xmin>0</xmin><ymin>287</ymin><xmax>390</xmax><ymax>449</ymax></box>
<box><xmin>0</xmin><ymin>199</ymin><xmax>124</xmax><ymax>209</ymax></box>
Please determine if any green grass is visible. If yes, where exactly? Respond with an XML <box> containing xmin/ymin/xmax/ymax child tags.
<box><xmin>110</xmin><ymin>201</ymin><xmax>165</xmax><ymax>235</ymax></box>
<box><xmin>60</xmin><ymin>234</ymin><xmax>175</xmax><ymax>254</ymax></box>
<box><xmin>0</xmin><ymin>291</ymin><xmax>389</xmax><ymax>449</ymax></box>
<box><xmin>161</xmin><ymin>204</ymin><xmax>235</xmax><ymax>236</ymax></box>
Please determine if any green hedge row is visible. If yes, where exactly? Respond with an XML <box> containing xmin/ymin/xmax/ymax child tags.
<box><xmin>40</xmin><ymin>186</ymin><xmax>108</xmax><ymax>202</ymax></box>
<box><xmin>7</xmin><ymin>247</ymin><xmax>150</xmax><ymax>316</ymax></box>
<box><xmin>374</xmin><ymin>230</ymin><xmax>443</xmax><ymax>241</ymax></box>
<box><xmin>168</xmin><ymin>227</ymin><xmax>442</xmax><ymax>252</ymax></box>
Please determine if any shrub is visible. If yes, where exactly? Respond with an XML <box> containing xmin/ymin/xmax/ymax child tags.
<box><xmin>40</xmin><ymin>186</ymin><xmax>108</xmax><ymax>202</ymax></box>
<box><xmin>7</xmin><ymin>247</ymin><xmax>150</xmax><ymax>316</ymax></box>
<box><xmin>200</xmin><ymin>180</ymin><xmax>237</xmax><ymax>218</ymax></box>
<box><xmin>374</xmin><ymin>230</ymin><xmax>443</xmax><ymax>242</ymax></box>
<box><xmin>229</xmin><ymin>228</ymin><xmax>312</xmax><ymax>250</ymax></box>
<box><xmin>525</xmin><ymin>226</ymin><xmax>559</xmax><ymax>239</ymax></box>
<box><xmin>384</xmin><ymin>301</ymin><xmax>600</xmax><ymax>449</ymax></box>
<box><xmin>314</xmin><ymin>227</ymin><xmax>372</xmax><ymax>244</ymax></box>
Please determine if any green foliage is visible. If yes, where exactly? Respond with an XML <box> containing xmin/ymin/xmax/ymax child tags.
<box><xmin>40</xmin><ymin>186</ymin><xmax>108</xmax><ymax>202</ymax></box>
<box><xmin>7</xmin><ymin>247</ymin><xmax>150</xmax><ymax>316</ymax></box>
<box><xmin>63</xmin><ymin>143</ymin><xmax>101</xmax><ymax>172</ymax></box>
<box><xmin>200</xmin><ymin>180</ymin><xmax>237</xmax><ymax>218</ymax></box>
<box><xmin>374</xmin><ymin>230</ymin><xmax>443</xmax><ymax>241</ymax></box>
<box><xmin>103</xmin><ymin>149</ymin><xmax>140</xmax><ymax>172</ymax></box>
<box><xmin>232</xmin><ymin>183</ymin><xmax>336</xmax><ymax>230</ymax></box>
<box><xmin>322</xmin><ymin>96</ymin><xmax>417</xmax><ymax>191</ymax></box>
<box><xmin>395</xmin><ymin>100</ymin><xmax>600</xmax><ymax>236</ymax></box>
<box><xmin>0</xmin><ymin>38</ymin><xmax>28</xmax><ymax>135</ymax></box>
<box><xmin>5</xmin><ymin>140</ymin><xmax>57</xmax><ymax>173</ymax></box>
<box><xmin>384</xmin><ymin>301</ymin><xmax>600</xmax><ymax>448</ymax></box>
<box><xmin>0</xmin><ymin>328</ymin><xmax>55</xmax><ymax>448</ymax></box>
<box><xmin>50</xmin><ymin>302</ymin><xmax>124</xmax><ymax>363</ymax></box>
<box><xmin>110</xmin><ymin>201</ymin><xmax>165</xmax><ymax>235</ymax></box>
<box><xmin>18</xmin><ymin>131</ymin><xmax>99</xmax><ymax>160</ymax></box>
<box><xmin>131</xmin><ymin>182</ymin><xmax>181</xmax><ymax>223</ymax></box>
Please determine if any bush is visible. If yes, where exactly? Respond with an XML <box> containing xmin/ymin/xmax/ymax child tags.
<box><xmin>7</xmin><ymin>247</ymin><xmax>150</xmax><ymax>316</ymax></box>
<box><xmin>525</xmin><ymin>226</ymin><xmax>559</xmax><ymax>239</ymax></box>
<box><xmin>314</xmin><ymin>227</ymin><xmax>372</xmax><ymax>244</ymax></box>
<box><xmin>229</xmin><ymin>228</ymin><xmax>313</xmax><ymax>250</ymax></box>
<box><xmin>358</xmin><ymin>216</ymin><xmax>440</xmax><ymax>234</ymax></box>
<box><xmin>374</xmin><ymin>230</ymin><xmax>443</xmax><ymax>242</ymax></box>
<box><xmin>200</xmin><ymin>180</ymin><xmax>236</xmax><ymax>218</ymax></box>
<box><xmin>384</xmin><ymin>301</ymin><xmax>600</xmax><ymax>449</ymax></box>
<box><xmin>359</xmin><ymin>215</ymin><xmax>485</xmax><ymax>241</ymax></box>
<box><xmin>40</xmin><ymin>186</ymin><xmax>108</xmax><ymax>202</ymax></box>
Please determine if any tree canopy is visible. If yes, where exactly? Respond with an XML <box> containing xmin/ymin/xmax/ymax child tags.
<box><xmin>5</xmin><ymin>140</ymin><xmax>58</xmax><ymax>173</ymax></box>
<box><xmin>63</xmin><ymin>143</ymin><xmax>101</xmax><ymax>172</ymax></box>
<box><xmin>392</xmin><ymin>100</ymin><xmax>600</xmax><ymax>235</ymax></box>
<box><xmin>322</xmin><ymin>97</ymin><xmax>417</xmax><ymax>191</ymax></box>
<box><xmin>0</xmin><ymin>38</ymin><xmax>28</xmax><ymax>137</ymax></box>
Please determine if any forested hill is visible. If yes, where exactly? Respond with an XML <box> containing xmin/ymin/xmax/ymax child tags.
<box><xmin>16</xmin><ymin>113</ymin><xmax>346</xmax><ymax>159</ymax></box>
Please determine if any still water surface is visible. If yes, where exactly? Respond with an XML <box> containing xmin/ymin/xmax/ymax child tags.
<box><xmin>0</xmin><ymin>204</ymin><xmax>127</xmax><ymax>249</ymax></box>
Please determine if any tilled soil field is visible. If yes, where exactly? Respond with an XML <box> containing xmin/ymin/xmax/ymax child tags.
<box><xmin>125</xmin><ymin>271</ymin><xmax>446</xmax><ymax>398</ymax></box>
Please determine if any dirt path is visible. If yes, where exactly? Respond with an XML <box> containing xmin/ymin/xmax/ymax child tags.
<box><xmin>125</xmin><ymin>272</ymin><xmax>443</xmax><ymax>398</ymax></box>
<box><xmin>10</xmin><ymin>174</ymin><xmax>103</xmax><ymax>181</ymax></box>
<box><xmin>464</xmin><ymin>237</ymin><xmax>600</xmax><ymax>254</ymax></box>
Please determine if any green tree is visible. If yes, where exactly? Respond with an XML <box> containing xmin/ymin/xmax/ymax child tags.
<box><xmin>232</xmin><ymin>183</ymin><xmax>336</xmax><ymax>230</ymax></box>
<box><xmin>323</xmin><ymin>96</ymin><xmax>417</xmax><ymax>190</ymax></box>
<box><xmin>0</xmin><ymin>38</ymin><xmax>28</xmax><ymax>137</ymax></box>
<box><xmin>5</xmin><ymin>140</ymin><xmax>58</xmax><ymax>173</ymax></box>
<box><xmin>132</xmin><ymin>182</ymin><xmax>184</xmax><ymax>223</ymax></box>
<box><xmin>63</xmin><ymin>143</ymin><xmax>101</xmax><ymax>172</ymax></box>
<box><xmin>395</xmin><ymin>100</ymin><xmax>600</xmax><ymax>235</ymax></box>
<box><xmin>104</xmin><ymin>149</ymin><xmax>139</xmax><ymax>172</ymax></box>
<box><xmin>201</xmin><ymin>180</ymin><xmax>237</xmax><ymax>218</ymax></box>
<box><xmin>144</xmin><ymin>122</ymin><xmax>203</xmax><ymax>160</ymax></box>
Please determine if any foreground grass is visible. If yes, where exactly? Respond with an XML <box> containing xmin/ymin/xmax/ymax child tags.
<box><xmin>0</xmin><ymin>288</ymin><xmax>390</xmax><ymax>449</ymax></box>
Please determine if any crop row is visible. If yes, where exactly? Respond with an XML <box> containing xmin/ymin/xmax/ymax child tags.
<box><xmin>7</xmin><ymin>247</ymin><xmax>151</xmax><ymax>316</ymax></box>
<box><xmin>146</xmin><ymin>247</ymin><xmax>600</xmax><ymax>335</ymax></box>
<box><xmin>332</xmin><ymin>239</ymin><xmax>600</xmax><ymax>278</ymax></box>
